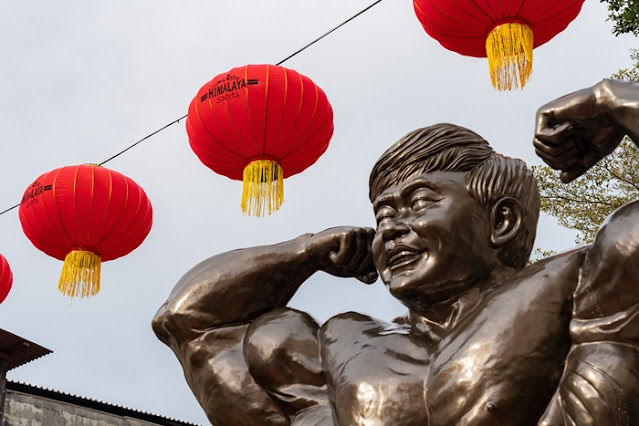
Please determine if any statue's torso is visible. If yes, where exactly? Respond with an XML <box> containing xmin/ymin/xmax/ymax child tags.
<box><xmin>317</xmin><ymin>250</ymin><xmax>584</xmax><ymax>426</ymax></box>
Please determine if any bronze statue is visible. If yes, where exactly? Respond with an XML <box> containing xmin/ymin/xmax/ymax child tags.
<box><xmin>153</xmin><ymin>79</ymin><xmax>639</xmax><ymax>425</ymax></box>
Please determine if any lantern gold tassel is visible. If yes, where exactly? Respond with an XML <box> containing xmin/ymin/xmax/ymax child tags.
<box><xmin>486</xmin><ymin>22</ymin><xmax>534</xmax><ymax>91</ymax></box>
<box><xmin>58</xmin><ymin>250</ymin><xmax>101</xmax><ymax>298</ymax></box>
<box><xmin>241</xmin><ymin>159</ymin><xmax>284</xmax><ymax>217</ymax></box>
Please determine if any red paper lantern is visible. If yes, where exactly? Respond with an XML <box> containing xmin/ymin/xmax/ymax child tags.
<box><xmin>186</xmin><ymin>64</ymin><xmax>334</xmax><ymax>216</ymax></box>
<box><xmin>413</xmin><ymin>0</ymin><xmax>585</xmax><ymax>90</ymax></box>
<box><xmin>19</xmin><ymin>164</ymin><xmax>153</xmax><ymax>299</ymax></box>
<box><xmin>0</xmin><ymin>253</ymin><xmax>12</xmax><ymax>304</ymax></box>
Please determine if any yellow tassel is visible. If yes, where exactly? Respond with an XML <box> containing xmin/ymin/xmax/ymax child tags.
<box><xmin>58</xmin><ymin>250</ymin><xmax>101</xmax><ymax>298</ymax></box>
<box><xmin>486</xmin><ymin>22</ymin><xmax>533</xmax><ymax>91</ymax></box>
<box><xmin>241</xmin><ymin>159</ymin><xmax>284</xmax><ymax>217</ymax></box>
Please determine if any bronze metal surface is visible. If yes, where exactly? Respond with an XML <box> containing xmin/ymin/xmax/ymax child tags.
<box><xmin>154</xmin><ymin>79</ymin><xmax>639</xmax><ymax>425</ymax></box>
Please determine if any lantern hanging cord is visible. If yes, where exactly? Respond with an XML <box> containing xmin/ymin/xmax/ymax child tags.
<box><xmin>0</xmin><ymin>0</ymin><xmax>384</xmax><ymax>218</ymax></box>
<box><xmin>275</xmin><ymin>0</ymin><xmax>383</xmax><ymax>65</ymax></box>
<box><xmin>0</xmin><ymin>115</ymin><xmax>188</xmax><ymax>216</ymax></box>
<box><xmin>97</xmin><ymin>115</ymin><xmax>187</xmax><ymax>166</ymax></box>
<box><xmin>99</xmin><ymin>0</ymin><xmax>384</xmax><ymax>166</ymax></box>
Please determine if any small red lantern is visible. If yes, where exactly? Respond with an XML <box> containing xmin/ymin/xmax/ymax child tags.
<box><xmin>186</xmin><ymin>64</ymin><xmax>334</xmax><ymax>216</ymax></box>
<box><xmin>19</xmin><ymin>164</ymin><xmax>153</xmax><ymax>299</ymax></box>
<box><xmin>413</xmin><ymin>0</ymin><xmax>585</xmax><ymax>90</ymax></box>
<box><xmin>0</xmin><ymin>253</ymin><xmax>12</xmax><ymax>304</ymax></box>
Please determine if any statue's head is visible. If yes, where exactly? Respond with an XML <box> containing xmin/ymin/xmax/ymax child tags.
<box><xmin>369</xmin><ymin>123</ymin><xmax>539</xmax><ymax>310</ymax></box>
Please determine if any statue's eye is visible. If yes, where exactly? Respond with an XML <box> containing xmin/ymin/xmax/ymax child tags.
<box><xmin>411</xmin><ymin>197</ymin><xmax>435</xmax><ymax>210</ymax></box>
<box><xmin>375</xmin><ymin>207</ymin><xmax>396</xmax><ymax>226</ymax></box>
<box><xmin>410</xmin><ymin>188</ymin><xmax>440</xmax><ymax>210</ymax></box>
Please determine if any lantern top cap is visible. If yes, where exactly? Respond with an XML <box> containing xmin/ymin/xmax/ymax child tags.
<box><xmin>487</xmin><ymin>18</ymin><xmax>531</xmax><ymax>34</ymax></box>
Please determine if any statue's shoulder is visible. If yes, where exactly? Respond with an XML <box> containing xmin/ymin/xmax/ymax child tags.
<box><xmin>528</xmin><ymin>245</ymin><xmax>587</xmax><ymax>268</ymax></box>
<box><xmin>514</xmin><ymin>246</ymin><xmax>588</xmax><ymax>293</ymax></box>
<box><xmin>451</xmin><ymin>247</ymin><xmax>589</xmax><ymax>343</ymax></box>
<box><xmin>598</xmin><ymin>199</ymin><xmax>639</xmax><ymax>257</ymax></box>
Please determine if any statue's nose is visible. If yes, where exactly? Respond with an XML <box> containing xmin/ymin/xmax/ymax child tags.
<box><xmin>380</xmin><ymin>217</ymin><xmax>411</xmax><ymax>241</ymax></box>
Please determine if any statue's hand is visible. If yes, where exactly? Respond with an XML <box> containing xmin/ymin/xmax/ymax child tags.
<box><xmin>533</xmin><ymin>81</ymin><xmax>626</xmax><ymax>183</ymax></box>
<box><xmin>306</xmin><ymin>227</ymin><xmax>378</xmax><ymax>284</ymax></box>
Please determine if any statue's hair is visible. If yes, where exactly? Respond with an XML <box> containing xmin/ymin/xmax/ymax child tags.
<box><xmin>369</xmin><ymin>123</ymin><xmax>539</xmax><ymax>269</ymax></box>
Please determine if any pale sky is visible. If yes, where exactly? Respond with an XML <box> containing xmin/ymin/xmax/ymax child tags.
<box><xmin>0</xmin><ymin>1</ymin><xmax>636</xmax><ymax>424</ymax></box>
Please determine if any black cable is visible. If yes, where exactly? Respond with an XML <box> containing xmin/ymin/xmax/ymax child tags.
<box><xmin>0</xmin><ymin>116</ymin><xmax>190</xmax><ymax>217</ymax></box>
<box><xmin>0</xmin><ymin>204</ymin><xmax>18</xmax><ymax>216</ymax></box>
<box><xmin>98</xmin><ymin>114</ymin><xmax>187</xmax><ymax>166</ymax></box>
<box><xmin>0</xmin><ymin>0</ymin><xmax>384</xmax><ymax>217</ymax></box>
<box><xmin>276</xmin><ymin>0</ymin><xmax>383</xmax><ymax>66</ymax></box>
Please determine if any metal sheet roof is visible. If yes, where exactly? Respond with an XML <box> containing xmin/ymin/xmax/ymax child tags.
<box><xmin>0</xmin><ymin>329</ymin><xmax>52</xmax><ymax>370</ymax></box>
<box><xmin>6</xmin><ymin>381</ymin><xmax>202</xmax><ymax>426</ymax></box>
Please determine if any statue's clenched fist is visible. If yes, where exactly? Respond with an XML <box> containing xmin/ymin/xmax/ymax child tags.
<box><xmin>305</xmin><ymin>226</ymin><xmax>378</xmax><ymax>284</ymax></box>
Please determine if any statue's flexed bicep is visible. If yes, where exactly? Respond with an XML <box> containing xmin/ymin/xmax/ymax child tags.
<box><xmin>180</xmin><ymin>324</ymin><xmax>290</xmax><ymax>426</ymax></box>
<box><xmin>539</xmin><ymin>200</ymin><xmax>639</xmax><ymax>425</ymax></box>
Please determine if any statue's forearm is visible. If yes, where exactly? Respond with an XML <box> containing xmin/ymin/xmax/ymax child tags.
<box><xmin>540</xmin><ymin>342</ymin><xmax>639</xmax><ymax>425</ymax></box>
<box><xmin>542</xmin><ymin>199</ymin><xmax>639</xmax><ymax>425</ymax></box>
<box><xmin>598</xmin><ymin>79</ymin><xmax>639</xmax><ymax>144</ymax></box>
<box><xmin>153</xmin><ymin>234</ymin><xmax>317</xmax><ymax>342</ymax></box>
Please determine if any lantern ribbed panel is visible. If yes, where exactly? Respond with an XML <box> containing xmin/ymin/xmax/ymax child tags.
<box><xmin>19</xmin><ymin>165</ymin><xmax>153</xmax><ymax>298</ymax></box>
<box><xmin>413</xmin><ymin>0</ymin><xmax>585</xmax><ymax>57</ymax></box>
<box><xmin>19</xmin><ymin>165</ymin><xmax>153</xmax><ymax>262</ymax></box>
<box><xmin>0</xmin><ymin>253</ymin><xmax>12</xmax><ymax>304</ymax></box>
<box><xmin>186</xmin><ymin>64</ymin><xmax>333</xmax><ymax>215</ymax></box>
<box><xmin>414</xmin><ymin>0</ymin><xmax>584</xmax><ymax>89</ymax></box>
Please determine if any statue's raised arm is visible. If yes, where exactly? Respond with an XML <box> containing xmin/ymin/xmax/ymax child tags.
<box><xmin>152</xmin><ymin>227</ymin><xmax>376</xmax><ymax>425</ymax></box>
<box><xmin>535</xmin><ymin>79</ymin><xmax>639</xmax><ymax>425</ymax></box>
<box><xmin>534</xmin><ymin>78</ymin><xmax>639</xmax><ymax>182</ymax></box>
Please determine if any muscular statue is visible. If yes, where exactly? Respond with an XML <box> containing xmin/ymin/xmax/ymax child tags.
<box><xmin>153</xmin><ymin>79</ymin><xmax>639</xmax><ymax>425</ymax></box>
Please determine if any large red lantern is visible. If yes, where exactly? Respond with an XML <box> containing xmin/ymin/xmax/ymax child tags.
<box><xmin>19</xmin><ymin>164</ymin><xmax>153</xmax><ymax>299</ymax></box>
<box><xmin>413</xmin><ymin>0</ymin><xmax>585</xmax><ymax>90</ymax></box>
<box><xmin>186</xmin><ymin>64</ymin><xmax>334</xmax><ymax>216</ymax></box>
<box><xmin>0</xmin><ymin>253</ymin><xmax>12</xmax><ymax>304</ymax></box>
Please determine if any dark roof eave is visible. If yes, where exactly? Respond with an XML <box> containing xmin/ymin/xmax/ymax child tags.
<box><xmin>0</xmin><ymin>329</ymin><xmax>52</xmax><ymax>371</ymax></box>
<box><xmin>6</xmin><ymin>381</ymin><xmax>202</xmax><ymax>426</ymax></box>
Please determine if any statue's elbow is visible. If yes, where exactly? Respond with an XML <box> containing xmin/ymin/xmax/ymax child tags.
<box><xmin>152</xmin><ymin>277</ymin><xmax>205</xmax><ymax>346</ymax></box>
<box><xmin>152</xmin><ymin>292</ymin><xmax>205</xmax><ymax>345</ymax></box>
<box><xmin>152</xmin><ymin>304</ymin><xmax>174</xmax><ymax>345</ymax></box>
<box><xmin>152</xmin><ymin>300</ymin><xmax>193</xmax><ymax>348</ymax></box>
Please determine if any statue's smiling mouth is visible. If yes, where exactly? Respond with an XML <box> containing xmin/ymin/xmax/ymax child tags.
<box><xmin>388</xmin><ymin>249</ymin><xmax>424</xmax><ymax>271</ymax></box>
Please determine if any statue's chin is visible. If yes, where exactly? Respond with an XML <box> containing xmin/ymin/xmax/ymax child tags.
<box><xmin>388</xmin><ymin>276</ymin><xmax>422</xmax><ymax>298</ymax></box>
<box><xmin>385</xmin><ymin>252</ymin><xmax>431</xmax><ymax>295</ymax></box>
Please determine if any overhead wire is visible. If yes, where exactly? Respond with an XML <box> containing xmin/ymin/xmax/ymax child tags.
<box><xmin>0</xmin><ymin>0</ymin><xmax>384</xmax><ymax>218</ymax></box>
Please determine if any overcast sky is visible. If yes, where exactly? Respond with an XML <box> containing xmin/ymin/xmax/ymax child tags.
<box><xmin>0</xmin><ymin>1</ymin><xmax>637</xmax><ymax>424</ymax></box>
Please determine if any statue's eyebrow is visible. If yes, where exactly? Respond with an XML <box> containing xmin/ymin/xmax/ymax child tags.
<box><xmin>373</xmin><ymin>194</ymin><xmax>395</xmax><ymax>211</ymax></box>
<box><xmin>399</xmin><ymin>178</ymin><xmax>441</xmax><ymax>200</ymax></box>
<box><xmin>373</xmin><ymin>178</ymin><xmax>441</xmax><ymax>211</ymax></box>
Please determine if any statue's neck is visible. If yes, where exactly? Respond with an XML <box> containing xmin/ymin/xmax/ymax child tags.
<box><xmin>408</xmin><ymin>267</ymin><xmax>515</xmax><ymax>341</ymax></box>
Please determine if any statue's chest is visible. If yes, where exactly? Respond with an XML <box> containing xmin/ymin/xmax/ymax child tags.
<box><xmin>320</xmin><ymin>293</ymin><xmax>571</xmax><ymax>425</ymax></box>
<box><xmin>319</xmin><ymin>313</ymin><xmax>431</xmax><ymax>426</ymax></box>
<box><xmin>425</xmin><ymin>321</ymin><xmax>569</xmax><ymax>425</ymax></box>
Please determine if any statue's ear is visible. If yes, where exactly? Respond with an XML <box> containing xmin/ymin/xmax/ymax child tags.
<box><xmin>490</xmin><ymin>197</ymin><xmax>524</xmax><ymax>247</ymax></box>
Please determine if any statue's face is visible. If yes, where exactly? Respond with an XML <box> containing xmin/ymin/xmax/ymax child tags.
<box><xmin>371</xmin><ymin>171</ymin><xmax>496</xmax><ymax>308</ymax></box>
